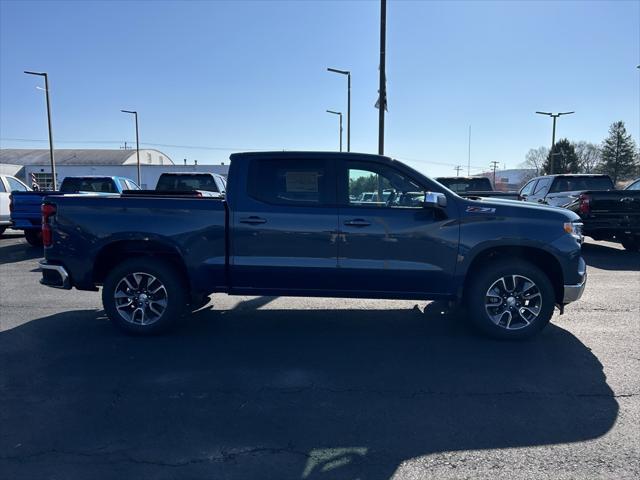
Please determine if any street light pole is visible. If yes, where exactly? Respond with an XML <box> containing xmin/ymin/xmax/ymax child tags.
<box><xmin>24</xmin><ymin>71</ymin><xmax>56</xmax><ymax>189</ymax></box>
<box><xmin>326</xmin><ymin>110</ymin><xmax>343</xmax><ymax>152</ymax></box>
<box><xmin>327</xmin><ymin>68</ymin><xmax>351</xmax><ymax>152</ymax></box>
<box><xmin>378</xmin><ymin>0</ymin><xmax>387</xmax><ymax>156</ymax></box>
<box><xmin>121</xmin><ymin>110</ymin><xmax>141</xmax><ymax>185</ymax></box>
<box><xmin>535</xmin><ymin>111</ymin><xmax>575</xmax><ymax>174</ymax></box>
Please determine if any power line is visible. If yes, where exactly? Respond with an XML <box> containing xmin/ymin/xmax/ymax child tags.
<box><xmin>0</xmin><ymin>137</ymin><xmax>269</xmax><ymax>152</ymax></box>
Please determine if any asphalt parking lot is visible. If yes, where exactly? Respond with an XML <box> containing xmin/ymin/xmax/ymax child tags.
<box><xmin>0</xmin><ymin>229</ymin><xmax>638</xmax><ymax>479</ymax></box>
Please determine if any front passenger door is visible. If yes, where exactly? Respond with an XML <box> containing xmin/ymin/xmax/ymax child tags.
<box><xmin>336</xmin><ymin>161</ymin><xmax>459</xmax><ymax>296</ymax></box>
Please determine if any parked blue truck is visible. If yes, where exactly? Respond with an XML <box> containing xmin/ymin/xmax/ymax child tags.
<box><xmin>39</xmin><ymin>152</ymin><xmax>587</xmax><ymax>339</ymax></box>
<box><xmin>10</xmin><ymin>175</ymin><xmax>139</xmax><ymax>246</ymax></box>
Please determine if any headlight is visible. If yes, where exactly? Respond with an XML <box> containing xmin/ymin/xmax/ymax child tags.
<box><xmin>564</xmin><ymin>222</ymin><xmax>584</xmax><ymax>242</ymax></box>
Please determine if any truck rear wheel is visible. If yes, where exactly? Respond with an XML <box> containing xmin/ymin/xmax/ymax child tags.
<box><xmin>102</xmin><ymin>258</ymin><xmax>187</xmax><ymax>335</ymax></box>
<box><xmin>24</xmin><ymin>229</ymin><xmax>43</xmax><ymax>247</ymax></box>
<box><xmin>465</xmin><ymin>260</ymin><xmax>555</xmax><ymax>340</ymax></box>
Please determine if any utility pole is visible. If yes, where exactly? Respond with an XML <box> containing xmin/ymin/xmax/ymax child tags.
<box><xmin>377</xmin><ymin>0</ymin><xmax>387</xmax><ymax>155</ymax></box>
<box><xmin>24</xmin><ymin>71</ymin><xmax>56</xmax><ymax>189</ymax></box>
<box><xmin>454</xmin><ymin>165</ymin><xmax>462</xmax><ymax>176</ymax></box>
<box><xmin>535</xmin><ymin>111</ymin><xmax>574</xmax><ymax>174</ymax></box>
<box><xmin>121</xmin><ymin>110</ymin><xmax>141</xmax><ymax>185</ymax></box>
<box><xmin>490</xmin><ymin>160</ymin><xmax>500</xmax><ymax>187</ymax></box>
<box><xmin>327</xmin><ymin>68</ymin><xmax>351</xmax><ymax>151</ymax></box>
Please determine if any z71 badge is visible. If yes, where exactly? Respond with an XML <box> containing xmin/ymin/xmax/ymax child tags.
<box><xmin>466</xmin><ymin>206</ymin><xmax>496</xmax><ymax>214</ymax></box>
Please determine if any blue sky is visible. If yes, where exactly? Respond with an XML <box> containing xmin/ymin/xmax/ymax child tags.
<box><xmin>1</xmin><ymin>0</ymin><xmax>638</xmax><ymax>177</ymax></box>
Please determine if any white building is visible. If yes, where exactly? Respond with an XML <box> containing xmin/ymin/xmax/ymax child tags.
<box><xmin>0</xmin><ymin>149</ymin><xmax>229</xmax><ymax>189</ymax></box>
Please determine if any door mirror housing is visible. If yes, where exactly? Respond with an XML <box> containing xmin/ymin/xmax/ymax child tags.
<box><xmin>423</xmin><ymin>191</ymin><xmax>447</xmax><ymax>208</ymax></box>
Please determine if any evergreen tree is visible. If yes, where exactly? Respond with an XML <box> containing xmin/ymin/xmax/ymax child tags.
<box><xmin>541</xmin><ymin>138</ymin><xmax>580</xmax><ymax>174</ymax></box>
<box><xmin>597</xmin><ymin>121</ymin><xmax>639</xmax><ymax>184</ymax></box>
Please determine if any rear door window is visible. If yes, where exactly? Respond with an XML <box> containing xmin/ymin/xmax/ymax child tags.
<box><xmin>247</xmin><ymin>158</ymin><xmax>334</xmax><ymax>206</ymax></box>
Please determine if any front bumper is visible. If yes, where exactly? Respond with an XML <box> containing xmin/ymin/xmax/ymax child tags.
<box><xmin>563</xmin><ymin>257</ymin><xmax>587</xmax><ymax>303</ymax></box>
<box><xmin>39</xmin><ymin>260</ymin><xmax>71</xmax><ymax>289</ymax></box>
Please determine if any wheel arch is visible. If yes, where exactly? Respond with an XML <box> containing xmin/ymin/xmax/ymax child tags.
<box><xmin>461</xmin><ymin>245</ymin><xmax>564</xmax><ymax>305</ymax></box>
<box><xmin>93</xmin><ymin>239</ymin><xmax>190</xmax><ymax>292</ymax></box>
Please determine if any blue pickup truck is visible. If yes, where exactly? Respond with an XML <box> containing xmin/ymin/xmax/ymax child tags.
<box><xmin>39</xmin><ymin>152</ymin><xmax>587</xmax><ymax>339</ymax></box>
<box><xmin>10</xmin><ymin>175</ymin><xmax>139</xmax><ymax>246</ymax></box>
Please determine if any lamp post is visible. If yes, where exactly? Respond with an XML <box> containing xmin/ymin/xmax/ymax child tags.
<box><xmin>378</xmin><ymin>0</ymin><xmax>387</xmax><ymax>155</ymax></box>
<box><xmin>121</xmin><ymin>110</ymin><xmax>141</xmax><ymax>185</ymax></box>
<box><xmin>327</xmin><ymin>67</ymin><xmax>351</xmax><ymax>152</ymax></box>
<box><xmin>24</xmin><ymin>71</ymin><xmax>56</xmax><ymax>189</ymax></box>
<box><xmin>535</xmin><ymin>111</ymin><xmax>574</xmax><ymax>174</ymax></box>
<box><xmin>326</xmin><ymin>110</ymin><xmax>343</xmax><ymax>152</ymax></box>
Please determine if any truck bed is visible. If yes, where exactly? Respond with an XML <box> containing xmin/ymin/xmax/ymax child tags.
<box><xmin>44</xmin><ymin>194</ymin><xmax>227</xmax><ymax>293</ymax></box>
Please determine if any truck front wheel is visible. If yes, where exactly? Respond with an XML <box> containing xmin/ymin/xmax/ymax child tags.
<box><xmin>102</xmin><ymin>258</ymin><xmax>187</xmax><ymax>334</ymax></box>
<box><xmin>465</xmin><ymin>260</ymin><xmax>555</xmax><ymax>340</ymax></box>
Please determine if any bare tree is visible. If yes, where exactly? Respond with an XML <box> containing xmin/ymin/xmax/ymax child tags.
<box><xmin>573</xmin><ymin>141</ymin><xmax>601</xmax><ymax>173</ymax></box>
<box><xmin>522</xmin><ymin>146</ymin><xmax>548</xmax><ymax>174</ymax></box>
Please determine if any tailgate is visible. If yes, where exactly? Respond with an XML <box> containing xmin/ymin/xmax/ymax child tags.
<box><xmin>582</xmin><ymin>190</ymin><xmax>640</xmax><ymax>231</ymax></box>
<box><xmin>9</xmin><ymin>191</ymin><xmax>52</xmax><ymax>228</ymax></box>
<box><xmin>587</xmin><ymin>190</ymin><xmax>640</xmax><ymax>214</ymax></box>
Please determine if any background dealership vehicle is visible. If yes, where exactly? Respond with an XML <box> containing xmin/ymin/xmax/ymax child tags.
<box><xmin>10</xmin><ymin>175</ymin><xmax>139</xmax><ymax>246</ymax></box>
<box><xmin>155</xmin><ymin>172</ymin><xmax>226</xmax><ymax>194</ymax></box>
<box><xmin>520</xmin><ymin>174</ymin><xmax>640</xmax><ymax>250</ymax></box>
<box><xmin>519</xmin><ymin>174</ymin><xmax>614</xmax><ymax>207</ymax></box>
<box><xmin>0</xmin><ymin>174</ymin><xmax>31</xmax><ymax>236</ymax></box>
<box><xmin>40</xmin><ymin>152</ymin><xmax>586</xmax><ymax>339</ymax></box>
<box><xmin>436</xmin><ymin>176</ymin><xmax>520</xmax><ymax>200</ymax></box>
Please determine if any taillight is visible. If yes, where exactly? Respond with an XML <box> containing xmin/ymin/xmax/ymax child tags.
<box><xmin>578</xmin><ymin>193</ymin><xmax>591</xmax><ymax>215</ymax></box>
<box><xmin>41</xmin><ymin>203</ymin><xmax>56</xmax><ymax>247</ymax></box>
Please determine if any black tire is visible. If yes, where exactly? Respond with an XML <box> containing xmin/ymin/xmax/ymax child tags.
<box><xmin>465</xmin><ymin>259</ymin><xmax>555</xmax><ymax>340</ymax></box>
<box><xmin>102</xmin><ymin>258</ymin><xmax>188</xmax><ymax>335</ymax></box>
<box><xmin>621</xmin><ymin>237</ymin><xmax>640</xmax><ymax>252</ymax></box>
<box><xmin>24</xmin><ymin>229</ymin><xmax>43</xmax><ymax>247</ymax></box>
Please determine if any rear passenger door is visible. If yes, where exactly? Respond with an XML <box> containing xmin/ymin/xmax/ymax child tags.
<box><xmin>230</xmin><ymin>156</ymin><xmax>339</xmax><ymax>292</ymax></box>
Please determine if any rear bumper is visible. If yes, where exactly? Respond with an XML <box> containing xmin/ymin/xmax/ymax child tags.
<box><xmin>39</xmin><ymin>260</ymin><xmax>71</xmax><ymax>289</ymax></box>
<box><xmin>563</xmin><ymin>257</ymin><xmax>587</xmax><ymax>303</ymax></box>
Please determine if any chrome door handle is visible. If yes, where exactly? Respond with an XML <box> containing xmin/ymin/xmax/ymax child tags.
<box><xmin>239</xmin><ymin>216</ymin><xmax>267</xmax><ymax>225</ymax></box>
<box><xmin>344</xmin><ymin>219</ymin><xmax>371</xmax><ymax>227</ymax></box>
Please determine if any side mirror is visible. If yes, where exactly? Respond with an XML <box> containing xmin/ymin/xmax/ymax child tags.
<box><xmin>423</xmin><ymin>191</ymin><xmax>447</xmax><ymax>208</ymax></box>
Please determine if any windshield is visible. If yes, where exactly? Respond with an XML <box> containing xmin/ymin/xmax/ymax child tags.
<box><xmin>60</xmin><ymin>178</ymin><xmax>117</xmax><ymax>193</ymax></box>
<box><xmin>549</xmin><ymin>176</ymin><xmax>613</xmax><ymax>193</ymax></box>
<box><xmin>156</xmin><ymin>174</ymin><xmax>220</xmax><ymax>192</ymax></box>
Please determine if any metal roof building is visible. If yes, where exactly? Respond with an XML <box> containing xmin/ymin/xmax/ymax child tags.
<box><xmin>0</xmin><ymin>149</ymin><xmax>173</xmax><ymax>166</ymax></box>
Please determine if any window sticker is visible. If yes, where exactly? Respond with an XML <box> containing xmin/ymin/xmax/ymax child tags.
<box><xmin>285</xmin><ymin>171</ymin><xmax>319</xmax><ymax>193</ymax></box>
